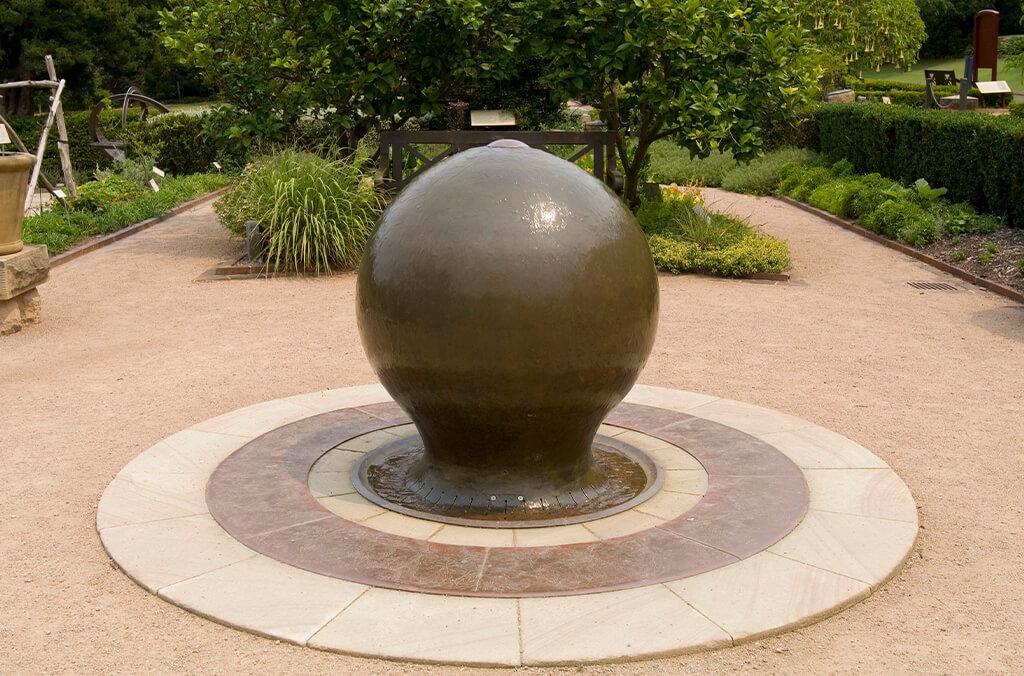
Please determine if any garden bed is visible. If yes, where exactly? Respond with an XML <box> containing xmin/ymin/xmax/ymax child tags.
<box><xmin>23</xmin><ymin>173</ymin><xmax>233</xmax><ymax>255</ymax></box>
<box><xmin>924</xmin><ymin>229</ymin><xmax>1024</xmax><ymax>296</ymax></box>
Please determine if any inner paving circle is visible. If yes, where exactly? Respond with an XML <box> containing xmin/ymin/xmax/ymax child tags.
<box><xmin>350</xmin><ymin>429</ymin><xmax>663</xmax><ymax>528</ymax></box>
<box><xmin>205</xmin><ymin>400</ymin><xmax>809</xmax><ymax>597</ymax></box>
<box><xmin>312</xmin><ymin>424</ymin><xmax>706</xmax><ymax>544</ymax></box>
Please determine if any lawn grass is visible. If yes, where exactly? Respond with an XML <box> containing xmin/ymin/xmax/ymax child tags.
<box><xmin>871</xmin><ymin>58</ymin><xmax>1023</xmax><ymax>93</ymax></box>
<box><xmin>21</xmin><ymin>173</ymin><xmax>233</xmax><ymax>254</ymax></box>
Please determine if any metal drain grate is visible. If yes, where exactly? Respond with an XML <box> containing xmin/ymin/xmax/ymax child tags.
<box><xmin>908</xmin><ymin>281</ymin><xmax>959</xmax><ymax>291</ymax></box>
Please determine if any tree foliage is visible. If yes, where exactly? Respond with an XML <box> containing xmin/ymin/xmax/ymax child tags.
<box><xmin>162</xmin><ymin>0</ymin><xmax>812</xmax><ymax>207</ymax></box>
<box><xmin>917</xmin><ymin>0</ymin><xmax>1023</xmax><ymax>58</ymax></box>
<box><xmin>161</xmin><ymin>0</ymin><xmax>527</xmax><ymax>148</ymax></box>
<box><xmin>797</xmin><ymin>0</ymin><xmax>927</xmax><ymax>75</ymax></box>
<box><xmin>0</xmin><ymin>0</ymin><xmax>205</xmax><ymax>115</ymax></box>
<box><xmin>529</xmin><ymin>0</ymin><xmax>811</xmax><ymax>205</ymax></box>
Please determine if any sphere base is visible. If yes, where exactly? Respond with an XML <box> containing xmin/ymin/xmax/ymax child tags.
<box><xmin>352</xmin><ymin>434</ymin><xmax>663</xmax><ymax>528</ymax></box>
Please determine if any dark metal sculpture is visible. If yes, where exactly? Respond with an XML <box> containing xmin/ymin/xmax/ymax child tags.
<box><xmin>355</xmin><ymin>140</ymin><xmax>660</xmax><ymax>525</ymax></box>
<box><xmin>88</xmin><ymin>88</ymin><xmax>170</xmax><ymax>161</ymax></box>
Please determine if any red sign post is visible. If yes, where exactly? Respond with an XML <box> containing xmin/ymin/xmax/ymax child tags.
<box><xmin>973</xmin><ymin>10</ymin><xmax>1000</xmax><ymax>82</ymax></box>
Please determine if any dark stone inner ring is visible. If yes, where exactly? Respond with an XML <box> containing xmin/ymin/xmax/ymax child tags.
<box><xmin>206</xmin><ymin>401</ymin><xmax>809</xmax><ymax>597</ymax></box>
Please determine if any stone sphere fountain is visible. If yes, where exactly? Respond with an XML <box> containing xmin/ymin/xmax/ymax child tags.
<box><xmin>355</xmin><ymin>140</ymin><xmax>660</xmax><ymax>526</ymax></box>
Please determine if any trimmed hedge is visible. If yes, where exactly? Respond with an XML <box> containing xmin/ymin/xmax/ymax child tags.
<box><xmin>814</xmin><ymin>104</ymin><xmax>1024</xmax><ymax>226</ymax></box>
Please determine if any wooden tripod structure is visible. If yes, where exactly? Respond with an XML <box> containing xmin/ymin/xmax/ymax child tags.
<box><xmin>0</xmin><ymin>55</ymin><xmax>77</xmax><ymax>211</ymax></box>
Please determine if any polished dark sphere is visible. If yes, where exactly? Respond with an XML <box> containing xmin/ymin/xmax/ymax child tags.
<box><xmin>356</xmin><ymin>141</ymin><xmax>659</xmax><ymax>497</ymax></box>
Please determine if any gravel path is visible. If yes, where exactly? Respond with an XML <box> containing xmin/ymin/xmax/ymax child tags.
<box><xmin>1</xmin><ymin>189</ymin><xmax>1022</xmax><ymax>673</ymax></box>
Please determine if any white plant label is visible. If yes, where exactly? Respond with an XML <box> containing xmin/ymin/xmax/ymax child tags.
<box><xmin>0</xmin><ymin>125</ymin><xmax>10</xmax><ymax>145</ymax></box>
<box><xmin>53</xmin><ymin>189</ymin><xmax>67</xmax><ymax>200</ymax></box>
<box><xmin>152</xmin><ymin>166</ymin><xmax>166</xmax><ymax>178</ymax></box>
<box><xmin>212</xmin><ymin>162</ymin><xmax>222</xmax><ymax>171</ymax></box>
<box><xmin>149</xmin><ymin>179</ymin><xmax>160</xmax><ymax>192</ymax></box>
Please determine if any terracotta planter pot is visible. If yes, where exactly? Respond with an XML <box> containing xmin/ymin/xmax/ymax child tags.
<box><xmin>0</xmin><ymin>153</ymin><xmax>36</xmax><ymax>256</ymax></box>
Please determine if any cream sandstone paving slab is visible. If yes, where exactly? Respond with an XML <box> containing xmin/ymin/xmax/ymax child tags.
<box><xmin>663</xmin><ymin>468</ymin><xmax>709</xmax><ymax>495</ymax></box>
<box><xmin>100</xmin><ymin>514</ymin><xmax>256</xmax><ymax>593</ymax></box>
<box><xmin>686</xmin><ymin>398</ymin><xmax>814</xmax><ymax>437</ymax></box>
<box><xmin>598</xmin><ymin>424</ymin><xmax>628</xmax><ymax>437</ymax></box>
<box><xmin>634</xmin><ymin>488</ymin><xmax>702</xmax><ymax>520</ymax></box>
<box><xmin>623</xmin><ymin>384</ymin><xmax>719</xmax><ymax>412</ymax></box>
<box><xmin>307</xmin><ymin>471</ymin><xmax>356</xmax><ymax>498</ymax></box>
<box><xmin>768</xmin><ymin>509</ymin><xmax>918</xmax><ymax>587</ymax></box>
<box><xmin>191</xmin><ymin>398</ymin><xmax>321</xmax><ymax>438</ymax></box>
<box><xmin>360</xmin><ymin>510</ymin><xmax>444</xmax><ymax>539</ymax></box>
<box><xmin>759</xmin><ymin>426</ymin><xmax>889</xmax><ymax>469</ymax></box>
<box><xmin>117</xmin><ymin>429</ymin><xmax>253</xmax><ymax>477</ymax></box>
<box><xmin>159</xmin><ymin>555</ymin><xmax>368</xmax><ymax>644</ymax></box>
<box><xmin>308</xmin><ymin>588</ymin><xmax>520</xmax><ymax>666</ymax></box>
<box><xmin>519</xmin><ymin>585</ymin><xmax>731</xmax><ymax>665</ymax></box>
<box><xmin>317</xmin><ymin>493</ymin><xmax>387</xmax><ymax>522</ymax></box>
<box><xmin>666</xmin><ymin>551</ymin><xmax>870</xmax><ymax>642</ymax></box>
<box><xmin>97</xmin><ymin>473</ymin><xmax>208</xmax><ymax>529</ymax></box>
<box><xmin>429</xmin><ymin>524</ymin><xmax>516</xmax><ymax>547</ymax></box>
<box><xmin>309</xmin><ymin>448</ymin><xmax>363</xmax><ymax>474</ymax></box>
<box><xmin>644</xmin><ymin>443</ymin><xmax>705</xmax><ymax>470</ymax></box>
<box><xmin>279</xmin><ymin>384</ymin><xmax>390</xmax><ymax>413</ymax></box>
<box><xmin>513</xmin><ymin>523</ymin><xmax>598</xmax><ymax>547</ymax></box>
<box><xmin>582</xmin><ymin>509</ymin><xmax>664</xmax><ymax>540</ymax></box>
<box><xmin>803</xmin><ymin>468</ymin><xmax>917</xmax><ymax>522</ymax></box>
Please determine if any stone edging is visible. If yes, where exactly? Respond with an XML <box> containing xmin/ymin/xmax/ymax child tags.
<box><xmin>49</xmin><ymin>186</ymin><xmax>232</xmax><ymax>268</ymax></box>
<box><xmin>777</xmin><ymin>195</ymin><xmax>1024</xmax><ymax>305</ymax></box>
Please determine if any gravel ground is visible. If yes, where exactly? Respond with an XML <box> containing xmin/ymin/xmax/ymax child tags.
<box><xmin>1</xmin><ymin>189</ymin><xmax>1022</xmax><ymax>673</ymax></box>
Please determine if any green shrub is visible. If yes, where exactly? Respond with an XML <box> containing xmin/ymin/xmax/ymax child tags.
<box><xmin>862</xmin><ymin>199</ymin><xmax>938</xmax><ymax>246</ymax></box>
<box><xmin>813</xmin><ymin>103</ymin><xmax>1024</xmax><ymax>226</ymax></box>
<box><xmin>1002</xmin><ymin>36</ymin><xmax>1024</xmax><ymax>56</ymax></box>
<box><xmin>1017</xmin><ymin>259</ymin><xmax>1024</xmax><ymax>275</ymax></box>
<box><xmin>648</xmin><ymin>142</ymin><xmax>737</xmax><ymax>186</ymax></box>
<box><xmin>646</xmin><ymin>232</ymin><xmax>791</xmax><ymax>277</ymax></box>
<box><xmin>719</xmin><ymin>147</ymin><xmax>815</xmax><ymax>195</ymax></box>
<box><xmin>1009</xmin><ymin>101</ymin><xmax>1024</xmax><ymax>118</ymax></box>
<box><xmin>22</xmin><ymin>173</ymin><xmax>231</xmax><ymax>254</ymax></box>
<box><xmin>73</xmin><ymin>176</ymin><xmax>144</xmax><ymax>213</ymax></box>
<box><xmin>846</xmin><ymin>174</ymin><xmax>896</xmax><ymax>218</ymax></box>
<box><xmin>806</xmin><ymin>179</ymin><xmax>865</xmax><ymax>218</ymax></box>
<box><xmin>215</xmin><ymin>150</ymin><xmax>383</xmax><ymax>273</ymax></box>
<box><xmin>636</xmin><ymin>197</ymin><xmax>790</xmax><ymax>276</ymax></box>
<box><xmin>787</xmin><ymin>166</ymin><xmax>834</xmax><ymax>202</ymax></box>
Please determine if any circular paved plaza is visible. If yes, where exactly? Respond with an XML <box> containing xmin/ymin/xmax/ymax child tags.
<box><xmin>99</xmin><ymin>384</ymin><xmax>915</xmax><ymax>665</ymax></box>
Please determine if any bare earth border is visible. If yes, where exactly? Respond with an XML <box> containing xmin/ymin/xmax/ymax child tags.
<box><xmin>777</xmin><ymin>195</ymin><xmax>1024</xmax><ymax>305</ymax></box>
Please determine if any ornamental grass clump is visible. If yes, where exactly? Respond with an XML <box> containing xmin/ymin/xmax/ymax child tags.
<box><xmin>216</xmin><ymin>150</ymin><xmax>383</xmax><ymax>273</ymax></box>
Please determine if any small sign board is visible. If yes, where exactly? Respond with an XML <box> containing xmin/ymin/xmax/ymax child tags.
<box><xmin>212</xmin><ymin>161</ymin><xmax>222</xmax><ymax>172</ymax></box>
<box><xmin>0</xmin><ymin>124</ymin><xmax>9</xmax><ymax>145</ymax></box>
<box><xmin>148</xmin><ymin>179</ymin><xmax>160</xmax><ymax>192</ymax></box>
<box><xmin>882</xmin><ymin>96</ymin><xmax>892</xmax><ymax>105</ymax></box>
<box><xmin>152</xmin><ymin>166</ymin><xmax>166</xmax><ymax>178</ymax></box>
<box><xmin>470</xmin><ymin>109</ymin><xmax>516</xmax><ymax>128</ymax></box>
<box><xmin>53</xmin><ymin>189</ymin><xmax>66</xmax><ymax>200</ymax></box>
<box><xmin>975</xmin><ymin>80</ymin><xmax>1012</xmax><ymax>94</ymax></box>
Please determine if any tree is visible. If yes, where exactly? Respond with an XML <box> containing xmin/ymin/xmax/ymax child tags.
<box><xmin>0</xmin><ymin>0</ymin><xmax>205</xmax><ymax>115</ymax></box>
<box><xmin>797</xmin><ymin>0</ymin><xmax>927</xmax><ymax>75</ymax></box>
<box><xmin>161</xmin><ymin>0</ymin><xmax>525</xmax><ymax>149</ymax></box>
<box><xmin>917</xmin><ymin>0</ymin><xmax>1023</xmax><ymax>58</ymax></box>
<box><xmin>528</xmin><ymin>0</ymin><xmax>811</xmax><ymax>206</ymax></box>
